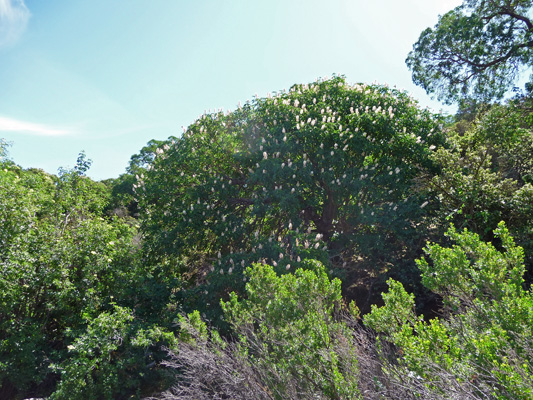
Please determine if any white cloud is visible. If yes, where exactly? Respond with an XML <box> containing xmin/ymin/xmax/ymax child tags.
<box><xmin>0</xmin><ymin>116</ymin><xmax>73</xmax><ymax>136</ymax></box>
<box><xmin>0</xmin><ymin>0</ymin><xmax>30</xmax><ymax>48</ymax></box>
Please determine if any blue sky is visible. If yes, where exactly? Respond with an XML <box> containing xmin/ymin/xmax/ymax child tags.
<box><xmin>0</xmin><ymin>0</ymin><xmax>462</xmax><ymax>180</ymax></box>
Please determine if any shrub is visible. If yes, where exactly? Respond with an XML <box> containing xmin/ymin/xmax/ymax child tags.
<box><xmin>160</xmin><ymin>261</ymin><xmax>362</xmax><ymax>400</ymax></box>
<box><xmin>366</xmin><ymin>222</ymin><xmax>533</xmax><ymax>399</ymax></box>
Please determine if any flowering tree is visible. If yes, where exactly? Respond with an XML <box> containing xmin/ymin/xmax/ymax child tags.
<box><xmin>137</xmin><ymin>76</ymin><xmax>444</xmax><ymax>315</ymax></box>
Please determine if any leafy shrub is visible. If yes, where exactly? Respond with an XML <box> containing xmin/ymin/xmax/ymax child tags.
<box><xmin>0</xmin><ymin>159</ymin><xmax>178</xmax><ymax>398</ymax></box>
<box><xmin>50</xmin><ymin>305</ymin><xmax>177</xmax><ymax>400</ymax></box>
<box><xmin>160</xmin><ymin>261</ymin><xmax>362</xmax><ymax>400</ymax></box>
<box><xmin>366</xmin><ymin>222</ymin><xmax>533</xmax><ymax>399</ymax></box>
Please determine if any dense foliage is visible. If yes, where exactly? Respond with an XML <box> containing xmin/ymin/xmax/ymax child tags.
<box><xmin>158</xmin><ymin>223</ymin><xmax>533</xmax><ymax>400</ymax></box>
<box><xmin>137</xmin><ymin>76</ymin><xmax>445</xmax><ymax>319</ymax></box>
<box><xmin>366</xmin><ymin>222</ymin><xmax>533</xmax><ymax>399</ymax></box>
<box><xmin>407</xmin><ymin>0</ymin><xmax>533</xmax><ymax>103</ymax></box>
<box><xmin>160</xmin><ymin>261</ymin><xmax>361</xmax><ymax>400</ymax></box>
<box><xmin>0</xmin><ymin>155</ymin><xmax>179</xmax><ymax>399</ymax></box>
<box><xmin>2</xmin><ymin>11</ymin><xmax>533</xmax><ymax>394</ymax></box>
<box><xmin>426</xmin><ymin>98</ymin><xmax>533</xmax><ymax>270</ymax></box>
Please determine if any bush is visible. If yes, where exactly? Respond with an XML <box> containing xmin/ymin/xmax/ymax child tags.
<box><xmin>160</xmin><ymin>261</ymin><xmax>362</xmax><ymax>400</ymax></box>
<box><xmin>0</xmin><ymin>159</ymin><xmax>179</xmax><ymax>398</ymax></box>
<box><xmin>50</xmin><ymin>305</ymin><xmax>177</xmax><ymax>400</ymax></box>
<box><xmin>366</xmin><ymin>222</ymin><xmax>533</xmax><ymax>399</ymax></box>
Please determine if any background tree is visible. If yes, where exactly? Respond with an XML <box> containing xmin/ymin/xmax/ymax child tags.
<box><xmin>103</xmin><ymin>139</ymin><xmax>175</xmax><ymax>218</ymax></box>
<box><xmin>407</xmin><ymin>0</ymin><xmax>533</xmax><ymax>104</ymax></box>
<box><xmin>127</xmin><ymin>139</ymin><xmax>171</xmax><ymax>176</ymax></box>
<box><xmin>0</xmin><ymin>139</ymin><xmax>8</xmax><ymax>161</ymax></box>
<box><xmin>426</xmin><ymin>97</ymin><xmax>533</xmax><ymax>278</ymax></box>
<box><xmin>0</xmin><ymin>139</ymin><xmax>13</xmax><ymax>166</ymax></box>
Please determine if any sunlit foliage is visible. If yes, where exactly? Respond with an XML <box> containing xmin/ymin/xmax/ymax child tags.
<box><xmin>138</xmin><ymin>76</ymin><xmax>445</xmax><ymax>319</ymax></box>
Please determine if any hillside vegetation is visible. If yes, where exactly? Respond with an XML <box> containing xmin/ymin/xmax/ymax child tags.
<box><xmin>1</xmin><ymin>74</ymin><xmax>532</xmax><ymax>399</ymax></box>
<box><xmin>2</xmin><ymin>0</ymin><xmax>533</xmax><ymax>397</ymax></box>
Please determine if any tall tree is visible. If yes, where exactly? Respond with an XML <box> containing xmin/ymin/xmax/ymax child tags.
<box><xmin>407</xmin><ymin>0</ymin><xmax>533</xmax><ymax>104</ymax></box>
<box><xmin>137</xmin><ymin>76</ymin><xmax>444</xmax><ymax>318</ymax></box>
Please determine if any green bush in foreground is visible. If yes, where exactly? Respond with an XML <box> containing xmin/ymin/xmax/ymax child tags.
<box><xmin>158</xmin><ymin>223</ymin><xmax>533</xmax><ymax>399</ymax></box>
<box><xmin>162</xmin><ymin>260</ymin><xmax>361</xmax><ymax>400</ymax></box>
<box><xmin>223</xmin><ymin>260</ymin><xmax>361</xmax><ymax>400</ymax></box>
<box><xmin>50</xmin><ymin>305</ymin><xmax>177</xmax><ymax>400</ymax></box>
<box><xmin>366</xmin><ymin>222</ymin><xmax>533</xmax><ymax>399</ymax></box>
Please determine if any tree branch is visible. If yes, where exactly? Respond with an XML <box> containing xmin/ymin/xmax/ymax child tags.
<box><xmin>499</xmin><ymin>6</ymin><xmax>533</xmax><ymax>31</ymax></box>
<box><xmin>451</xmin><ymin>41</ymin><xmax>529</xmax><ymax>71</ymax></box>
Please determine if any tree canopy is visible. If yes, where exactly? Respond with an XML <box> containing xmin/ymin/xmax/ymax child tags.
<box><xmin>406</xmin><ymin>0</ymin><xmax>533</xmax><ymax>104</ymax></box>
<box><xmin>137</xmin><ymin>76</ymin><xmax>445</xmax><ymax>315</ymax></box>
